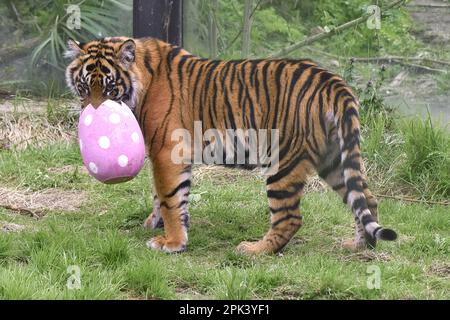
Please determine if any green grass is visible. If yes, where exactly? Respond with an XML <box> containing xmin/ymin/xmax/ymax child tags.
<box><xmin>398</xmin><ymin>114</ymin><xmax>450</xmax><ymax>200</ymax></box>
<box><xmin>0</xmin><ymin>142</ymin><xmax>448</xmax><ymax>300</ymax></box>
<box><xmin>361</xmin><ymin>110</ymin><xmax>450</xmax><ymax>201</ymax></box>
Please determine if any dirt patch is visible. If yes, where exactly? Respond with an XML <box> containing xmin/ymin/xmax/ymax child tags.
<box><xmin>428</xmin><ymin>263</ymin><xmax>450</xmax><ymax>279</ymax></box>
<box><xmin>0</xmin><ymin>98</ymin><xmax>80</xmax><ymax>115</ymax></box>
<box><xmin>174</xmin><ymin>288</ymin><xmax>212</xmax><ymax>300</ymax></box>
<box><xmin>408</xmin><ymin>0</ymin><xmax>450</xmax><ymax>45</ymax></box>
<box><xmin>341</xmin><ymin>251</ymin><xmax>392</xmax><ymax>263</ymax></box>
<box><xmin>0</xmin><ymin>99</ymin><xmax>48</xmax><ymax>114</ymax></box>
<box><xmin>304</xmin><ymin>176</ymin><xmax>328</xmax><ymax>193</ymax></box>
<box><xmin>0</xmin><ymin>221</ymin><xmax>26</xmax><ymax>233</ymax></box>
<box><xmin>381</xmin><ymin>0</ymin><xmax>450</xmax><ymax>125</ymax></box>
<box><xmin>192</xmin><ymin>165</ymin><xmax>328</xmax><ymax>193</ymax></box>
<box><xmin>47</xmin><ymin>165</ymin><xmax>89</xmax><ymax>175</ymax></box>
<box><xmin>192</xmin><ymin>165</ymin><xmax>263</xmax><ymax>184</ymax></box>
<box><xmin>0</xmin><ymin>187</ymin><xmax>88</xmax><ymax>217</ymax></box>
<box><xmin>0</xmin><ymin>112</ymin><xmax>75</xmax><ymax>151</ymax></box>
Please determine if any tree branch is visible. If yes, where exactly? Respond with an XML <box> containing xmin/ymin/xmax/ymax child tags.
<box><xmin>351</xmin><ymin>56</ymin><xmax>448</xmax><ymax>73</ymax></box>
<box><xmin>0</xmin><ymin>204</ymin><xmax>42</xmax><ymax>218</ymax></box>
<box><xmin>406</xmin><ymin>3</ymin><xmax>450</xmax><ymax>8</ymax></box>
<box><xmin>351</xmin><ymin>56</ymin><xmax>450</xmax><ymax>67</ymax></box>
<box><xmin>221</xmin><ymin>0</ymin><xmax>264</xmax><ymax>55</ymax></box>
<box><xmin>269</xmin><ymin>0</ymin><xmax>406</xmax><ymax>58</ymax></box>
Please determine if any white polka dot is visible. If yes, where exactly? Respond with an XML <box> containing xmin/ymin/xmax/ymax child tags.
<box><xmin>118</xmin><ymin>155</ymin><xmax>128</xmax><ymax>167</ymax></box>
<box><xmin>88</xmin><ymin>162</ymin><xmax>98</xmax><ymax>174</ymax></box>
<box><xmin>109</xmin><ymin>113</ymin><xmax>121</xmax><ymax>124</ymax></box>
<box><xmin>131</xmin><ymin>132</ymin><xmax>140</xmax><ymax>143</ymax></box>
<box><xmin>98</xmin><ymin>136</ymin><xmax>110</xmax><ymax>149</ymax></box>
<box><xmin>79</xmin><ymin>139</ymin><xmax>83</xmax><ymax>151</ymax></box>
<box><xmin>84</xmin><ymin>114</ymin><xmax>93</xmax><ymax>126</ymax></box>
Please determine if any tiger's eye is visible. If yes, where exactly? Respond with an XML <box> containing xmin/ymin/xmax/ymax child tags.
<box><xmin>106</xmin><ymin>82</ymin><xmax>114</xmax><ymax>91</ymax></box>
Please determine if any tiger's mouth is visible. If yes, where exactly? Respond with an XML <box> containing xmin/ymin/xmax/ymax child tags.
<box><xmin>79</xmin><ymin>93</ymin><xmax>133</xmax><ymax>108</ymax></box>
<box><xmin>120</xmin><ymin>95</ymin><xmax>136</xmax><ymax>112</ymax></box>
<box><xmin>80</xmin><ymin>96</ymin><xmax>135</xmax><ymax>114</ymax></box>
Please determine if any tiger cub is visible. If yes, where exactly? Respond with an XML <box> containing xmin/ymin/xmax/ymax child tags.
<box><xmin>65</xmin><ymin>37</ymin><xmax>397</xmax><ymax>254</ymax></box>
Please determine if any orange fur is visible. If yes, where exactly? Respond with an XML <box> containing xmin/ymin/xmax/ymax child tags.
<box><xmin>66</xmin><ymin>37</ymin><xmax>397</xmax><ymax>254</ymax></box>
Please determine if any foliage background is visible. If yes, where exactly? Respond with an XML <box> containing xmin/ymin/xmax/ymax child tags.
<box><xmin>0</xmin><ymin>0</ymin><xmax>448</xmax><ymax>300</ymax></box>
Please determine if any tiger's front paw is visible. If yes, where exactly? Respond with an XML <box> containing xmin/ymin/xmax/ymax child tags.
<box><xmin>146</xmin><ymin>236</ymin><xmax>186</xmax><ymax>253</ymax></box>
<box><xmin>143</xmin><ymin>212</ymin><xmax>164</xmax><ymax>230</ymax></box>
<box><xmin>236</xmin><ymin>240</ymin><xmax>270</xmax><ymax>255</ymax></box>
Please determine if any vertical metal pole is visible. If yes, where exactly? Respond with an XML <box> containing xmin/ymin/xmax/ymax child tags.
<box><xmin>133</xmin><ymin>0</ymin><xmax>183</xmax><ymax>46</ymax></box>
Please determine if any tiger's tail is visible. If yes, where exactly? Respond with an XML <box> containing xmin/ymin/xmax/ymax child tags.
<box><xmin>334</xmin><ymin>90</ymin><xmax>397</xmax><ymax>242</ymax></box>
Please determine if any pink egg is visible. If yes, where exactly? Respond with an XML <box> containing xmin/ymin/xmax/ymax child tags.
<box><xmin>78</xmin><ymin>99</ymin><xmax>145</xmax><ymax>184</ymax></box>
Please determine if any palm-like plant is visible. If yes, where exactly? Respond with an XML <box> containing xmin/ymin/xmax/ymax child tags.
<box><xmin>30</xmin><ymin>0</ymin><xmax>132</xmax><ymax>71</ymax></box>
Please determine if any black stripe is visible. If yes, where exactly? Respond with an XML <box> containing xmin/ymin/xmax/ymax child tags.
<box><xmin>342</xmin><ymin>134</ymin><xmax>360</xmax><ymax>151</ymax></box>
<box><xmin>304</xmin><ymin>71</ymin><xmax>332</xmax><ymax>142</ymax></box>
<box><xmin>352</xmin><ymin>197</ymin><xmax>368</xmax><ymax>213</ymax></box>
<box><xmin>167</xmin><ymin>46</ymin><xmax>182</xmax><ymax>66</ymax></box>
<box><xmin>177</xmin><ymin>200</ymin><xmax>188</xmax><ymax>209</ymax></box>
<box><xmin>271</xmin><ymin>61</ymin><xmax>287</xmax><ymax>130</ymax></box>
<box><xmin>343</xmin><ymin>176</ymin><xmax>364</xmax><ymax>204</ymax></box>
<box><xmin>269</xmin><ymin>201</ymin><xmax>300</xmax><ymax>214</ymax></box>
<box><xmin>267</xmin><ymin>189</ymin><xmax>297</xmax><ymax>200</ymax></box>
<box><xmin>219</xmin><ymin>62</ymin><xmax>232</xmax><ymax>90</ymax></box>
<box><xmin>343</xmin><ymin>105</ymin><xmax>359</xmax><ymax>134</ymax></box>
<box><xmin>372</xmin><ymin>226</ymin><xmax>382</xmax><ymax>237</ymax></box>
<box><xmin>360</xmin><ymin>213</ymin><xmax>375</xmax><ymax>225</ymax></box>
<box><xmin>192</xmin><ymin>62</ymin><xmax>206</xmax><ymax>119</ymax></box>
<box><xmin>332</xmin><ymin>183</ymin><xmax>345</xmax><ymax>191</ymax></box>
<box><xmin>177</xmin><ymin>55</ymin><xmax>189</xmax><ymax>90</ymax></box>
<box><xmin>268</xmin><ymin>155</ymin><xmax>310</xmax><ymax>185</ymax></box>
<box><xmin>346</xmin><ymin>176</ymin><xmax>363</xmax><ymax>191</ymax></box>
<box><xmin>333</xmin><ymin>86</ymin><xmax>346</xmax><ymax>115</ymax></box>
<box><xmin>181</xmin><ymin>211</ymin><xmax>190</xmax><ymax>229</ymax></box>
<box><xmin>160</xmin><ymin>201</ymin><xmax>174</xmax><ymax>209</ymax></box>
<box><xmin>272</xmin><ymin>214</ymin><xmax>303</xmax><ymax>228</ymax></box>
<box><xmin>343</xmin><ymin>153</ymin><xmax>361</xmax><ymax>171</ymax></box>
<box><xmin>261</xmin><ymin>62</ymin><xmax>272</xmax><ymax>129</ymax></box>
<box><xmin>181</xmin><ymin>165</ymin><xmax>192</xmax><ymax>174</ymax></box>
<box><xmin>166</xmin><ymin>180</ymin><xmax>191</xmax><ymax>198</ymax></box>
<box><xmin>100</xmin><ymin>65</ymin><xmax>110</xmax><ymax>74</ymax></box>
<box><xmin>224</xmin><ymin>89</ymin><xmax>237</xmax><ymax>130</ymax></box>
<box><xmin>281</xmin><ymin>63</ymin><xmax>311</xmax><ymax>141</ymax></box>
<box><xmin>319</xmin><ymin>155</ymin><xmax>341</xmax><ymax>179</ymax></box>
<box><xmin>144</xmin><ymin>50</ymin><xmax>154</xmax><ymax>77</ymax></box>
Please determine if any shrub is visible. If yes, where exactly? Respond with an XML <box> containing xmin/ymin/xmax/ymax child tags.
<box><xmin>397</xmin><ymin>113</ymin><xmax>450</xmax><ymax>200</ymax></box>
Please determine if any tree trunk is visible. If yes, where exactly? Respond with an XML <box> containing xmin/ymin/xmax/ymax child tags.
<box><xmin>208</xmin><ymin>0</ymin><xmax>219</xmax><ymax>58</ymax></box>
<box><xmin>241</xmin><ymin>0</ymin><xmax>253</xmax><ymax>58</ymax></box>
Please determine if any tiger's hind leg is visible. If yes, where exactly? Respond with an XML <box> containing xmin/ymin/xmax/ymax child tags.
<box><xmin>143</xmin><ymin>190</ymin><xmax>164</xmax><ymax>230</ymax></box>
<box><xmin>319</xmin><ymin>152</ymin><xmax>379</xmax><ymax>251</ymax></box>
<box><xmin>237</xmin><ymin>163</ymin><xmax>311</xmax><ymax>255</ymax></box>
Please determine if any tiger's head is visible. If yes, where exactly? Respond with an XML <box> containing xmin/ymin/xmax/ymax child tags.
<box><xmin>65</xmin><ymin>37</ymin><xmax>138</xmax><ymax>109</ymax></box>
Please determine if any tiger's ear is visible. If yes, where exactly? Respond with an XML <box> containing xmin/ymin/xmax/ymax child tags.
<box><xmin>64</xmin><ymin>39</ymin><xmax>83</xmax><ymax>59</ymax></box>
<box><xmin>118</xmin><ymin>39</ymin><xmax>136</xmax><ymax>68</ymax></box>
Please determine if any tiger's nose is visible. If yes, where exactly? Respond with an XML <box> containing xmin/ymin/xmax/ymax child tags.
<box><xmin>89</xmin><ymin>86</ymin><xmax>104</xmax><ymax>109</ymax></box>
<box><xmin>90</xmin><ymin>100</ymin><xmax>103</xmax><ymax>108</ymax></box>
